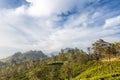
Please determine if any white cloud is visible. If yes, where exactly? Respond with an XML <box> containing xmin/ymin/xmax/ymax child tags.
<box><xmin>0</xmin><ymin>0</ymin><xmax>119</xmax><ymax>59</ymax></box>
<box><xmin>64</xmin><ymin>14</ymin><xmax>88</xmax><ymax>28</ymax></box>
<box><xmin>25</xmin><ymin>0</ymin><xmax>77</xmax><ymax>17</ymax></box>
<box><xmin>92</xmin><ymin>12</ymin><xmax>101</xmax><ymax>19</ymax></box>
<box><xmin>103</xmin><ymin>15</ymin><xmax>120</xmax><ymax>28</ymax></box>
<box><xmin>19</xmin><ymin>0</ymin><xmax>97</xmax><ymax>17</ymax></box>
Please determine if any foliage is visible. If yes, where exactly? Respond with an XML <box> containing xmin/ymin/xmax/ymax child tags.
<box><xmin>0</xmin><ymin>39</ymin><xmax>120</xmax><ymax>80</ymax></box>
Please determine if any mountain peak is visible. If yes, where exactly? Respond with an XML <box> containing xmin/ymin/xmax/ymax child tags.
<box><xmin>0</xmin><ymin>50</ymin><xmax>47</xmax><ymax>63</ymax></box>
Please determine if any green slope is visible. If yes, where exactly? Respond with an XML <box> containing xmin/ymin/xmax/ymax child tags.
<box><xmin>72</xmin><ymin>61</ymin><xmax>120</xmax><ymax>80</ymax></box>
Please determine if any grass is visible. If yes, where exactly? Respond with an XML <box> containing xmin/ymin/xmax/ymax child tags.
<box><xmin>72</xmin><ymin>61</ymin><xmax>120</xmax><ymax>80</ymax></box>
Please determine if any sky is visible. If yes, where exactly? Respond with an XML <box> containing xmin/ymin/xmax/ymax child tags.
<box><xmin>0</xmin><ymin>0</ymin><xmax>120</xmax><ymax>59</ymax></box>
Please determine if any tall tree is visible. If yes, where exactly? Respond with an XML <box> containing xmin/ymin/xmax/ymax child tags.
<box><xmin>92</xmin><ymin>39</ymin><xmax>110</xmax><ymax>61</ymax></box>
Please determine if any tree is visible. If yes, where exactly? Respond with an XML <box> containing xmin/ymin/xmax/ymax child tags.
<box><xmin>113</xmin><ymin>42</ymin><xmax>120</xmax><ymax>56</ymax></box>
<box><xmin>92</xmin><ymin>39</ymin><xmax>110</xmax><ymax>61</ymax></box>
<box><xmin>105</xmin><ymin>45</ymin><xmax>112</xmax><ymax>62</ymax></box>
<box><xmin>87</xmin><ymin>47</ymin><xmax>93</xmax><ymax>60</ymax></box>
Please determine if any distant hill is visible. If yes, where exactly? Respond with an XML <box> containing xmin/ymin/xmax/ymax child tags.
<box><xmin>0</xmin><ymin>61</ymin><xmax>6</xmax><ymax>66</ymax></box>
<box><xmin>0</xmin><ymin>50</ymin><xmax>47</xmax><ymax>63</ymax></box>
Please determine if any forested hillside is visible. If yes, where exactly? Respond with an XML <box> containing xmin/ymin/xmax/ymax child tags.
<box><xmin>0</xmin><ymin>39</ymin><xmax>120</xmax><ymax>80</ymax></box>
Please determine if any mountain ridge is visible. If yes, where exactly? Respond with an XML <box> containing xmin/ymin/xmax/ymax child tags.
<box><xmin>0</xmin><ymin>50</ymin><xmax>47</xmax><ymax>63</ymax></box>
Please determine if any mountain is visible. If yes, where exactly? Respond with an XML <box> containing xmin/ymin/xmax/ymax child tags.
<box><xmin>0</xmin><ymin>50</ymin><xmax>47</xmax><ymax>63</ymax></box>
<box><xmin>23</xmin><ymin>50</ymin><xmax>47</xmax><ymax>60</ymax></box>
<box><xmin>0</xmin><ymin>61</ymin><xmax>6</xmax><ymax>66</ymax></box>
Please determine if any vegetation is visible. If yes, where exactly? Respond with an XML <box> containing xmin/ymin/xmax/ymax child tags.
<box><xmin>0</xmin><ymin>39</ymin><xmax>120</xmax><ymax>80</ymax></box>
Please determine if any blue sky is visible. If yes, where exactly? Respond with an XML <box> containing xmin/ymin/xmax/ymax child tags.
<box><xmin>0</xmin><ymin>0</ymin><xmax>120</xmax><ymax>59</ymax></box>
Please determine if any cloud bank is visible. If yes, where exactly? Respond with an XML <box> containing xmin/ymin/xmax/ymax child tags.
<box><xmin>0</xmin><ymin>0</ymin><xmax>120</xmax><ymax>58</ymax></box>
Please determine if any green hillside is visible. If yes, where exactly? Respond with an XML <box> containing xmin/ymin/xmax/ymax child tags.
<box><xmin>5</xmin><ymin>60</ymin><xmax>120</xmax><ymax>80</ymax></box>
<box><xmin>0</xmin><ymin>39</ymin><xmax>120</xmax><ymax>80</ymax></box>
<box><xmin>72</xmin><ymin>60</ymin><xmax>120</xmax><ymax>80</ymax></box>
